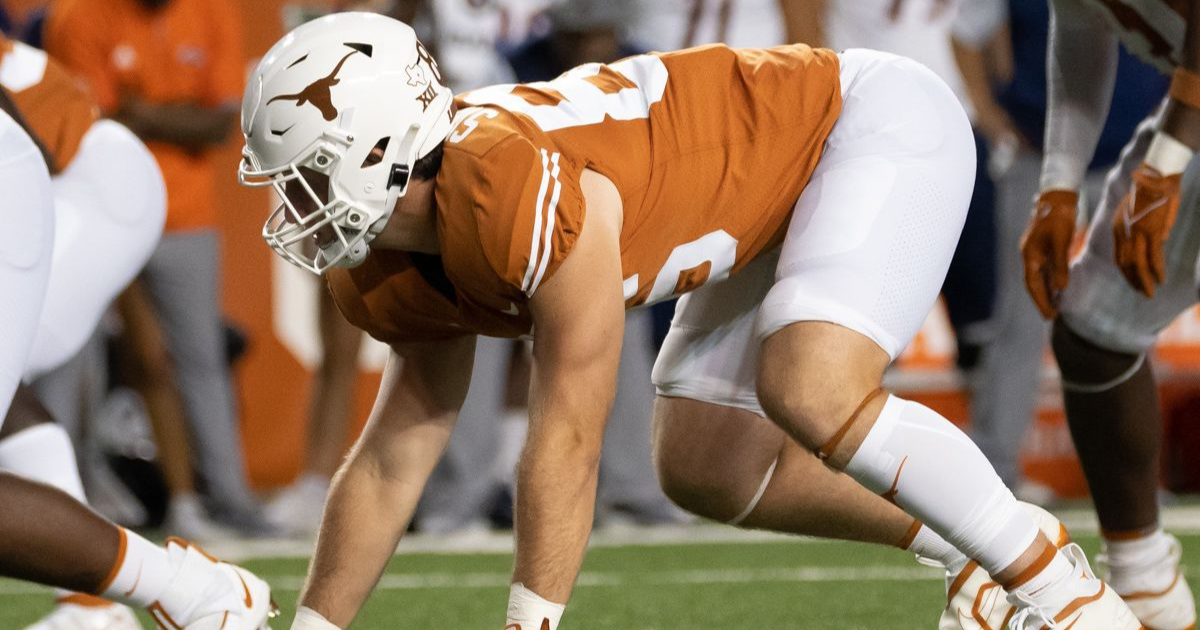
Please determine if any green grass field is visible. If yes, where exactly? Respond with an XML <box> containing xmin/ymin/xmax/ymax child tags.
<box><xmin>2</xmin><ymin>526</ymin><xmax>1198</xmax><ymax>630</ymax></box>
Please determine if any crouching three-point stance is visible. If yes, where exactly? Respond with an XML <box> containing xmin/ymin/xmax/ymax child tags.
<box><xmin>241</xmin><ymin>13</ymin><xmax>1145</xmax><ymax>630</ymax></box>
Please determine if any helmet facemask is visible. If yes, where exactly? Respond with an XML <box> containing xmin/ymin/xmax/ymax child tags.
<box><xmin>239</xmin><ymin>12</ymin><xmax>454</xmax><ymax>275</ymax></box>
<box><xmin>240</xmin><ymin>127</ymin><xmax>414</xmax><ymax>274</ymax></box>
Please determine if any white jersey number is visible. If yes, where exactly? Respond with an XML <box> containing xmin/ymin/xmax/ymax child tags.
<box><xmin>625</xmin><ymin>230</ymin><xmax>739</xmax><ymax>305</ymax></box>
<box><xmin>460</xmin><ymin>55</ymin><xmax>669</xmax><ymax>132</ymax></box>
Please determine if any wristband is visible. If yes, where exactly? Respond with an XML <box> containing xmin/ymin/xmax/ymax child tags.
<box><xmin>507</xmin><ymin>583</ymin><xmax>565</xmax><ymax>630</ymax></box>
<box><xmin>1039</xmin><ymin>152</ymin><xmax>1087</xmax><ymax>194</ymax></box>
<box><xmin>1170</xmin><ymin>68</ymin><xmax>1200</xmax><ymax>111</ymax></box>
<box><xmin>1145</xmin><ymin>131</ymin><xmax>1194</xmax><ymax>176</ymax></box>
<box><xmin>292</xmin><ymin>606</ymin><xmax>342</xmax><ymax>630</ymax></box>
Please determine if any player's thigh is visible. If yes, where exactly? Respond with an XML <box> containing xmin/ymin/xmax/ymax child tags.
<box><xmin>756</xmin><ymin>49</ymin><xmax>974</xmax><ymax>366</ymax></box>
<box><xmin>25</xmin><ymin>121</ymin><xmax>164</xmax><ymax>379</ymax></box>
<box><xmin>0</xmin><ymin>116</ymin><xmax>54</xmax><ymax>425</ymax></box>
<box><xmin>1060</xmin><ymin>118</ymin><xmax>1200</xmax><ymax>355</ymax></box>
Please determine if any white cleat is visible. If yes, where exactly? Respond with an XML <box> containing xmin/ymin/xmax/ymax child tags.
<box><xmin>147</xmin><ymin>538</ymin><xmax>277</xmax><ymax>630</ymax></box>
<box><xmin>1102</xmin><ymin>535</ymin><xmax>1196</xmax><ymax>630</ymax></box>
<box><xmin>939</xmin><ymin>503</ymin><xmax>1071</xmax><ymax>630</ymax></box>
<box><xmin>23</xmin><ymin>596</ymin><xmax>142</xmax><ymax>630</ymax></box>
<box><xmin>1008</xmin><ymin>543</ymin><xmax>1142</xmax><ymax>630</ymax></box>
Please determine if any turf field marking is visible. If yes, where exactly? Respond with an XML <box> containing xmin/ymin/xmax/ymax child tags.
<box><xmin>0</xmin><ymin>566</ymin><xmax>945</xmax><ymax>596</ymax></box>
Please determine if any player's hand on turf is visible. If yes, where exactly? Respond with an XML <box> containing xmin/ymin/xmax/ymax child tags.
<box><xmin>1021</xmin><ymin>189</ymin><xmax>1078</xmax><ymax>319</ymax></box>
<box><xmin>1113</xmin><ymin>164</ymin><xmax>1182</xmax><ymax>298</ymax></box>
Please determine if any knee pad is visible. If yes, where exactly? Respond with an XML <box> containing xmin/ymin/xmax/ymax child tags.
<box><xmin>1051</xmin><ymin>319</ymin><xmax>1146</xmax><ymax>393</ymax></box>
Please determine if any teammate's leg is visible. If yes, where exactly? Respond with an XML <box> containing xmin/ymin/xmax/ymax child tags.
<box><xmin>1050</xmin><ymin>117</ymin><xmax>1200</xmax><ymax>630</ymax></box>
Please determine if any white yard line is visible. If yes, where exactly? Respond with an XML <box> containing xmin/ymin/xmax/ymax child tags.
<box><xmin>190</xmin><ymin>504</ymin><xmax>1200</xmax><ymax>562</ymax></box>
<box><xmin>0</xmin><ymin>566</ymin><xmax>944</xmax><ymax>596</ymax></box>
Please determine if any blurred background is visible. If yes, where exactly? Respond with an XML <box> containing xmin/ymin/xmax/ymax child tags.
<box><xmin>1</xmin><ymin>0</ymin><xmax>1198</xmax><ymax>543</ymax></box>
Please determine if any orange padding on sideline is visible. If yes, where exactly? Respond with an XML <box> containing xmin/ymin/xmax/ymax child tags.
<box><xmin>897</xmin><ymin>520</ymin><xmax>923</xmax><ymax>550</ymax></box>
<box><xmin>95</xmin><ymin>527</ymin><xmax>128</xmax><ymax>594</ymax></box>
<box><xmin>816</xmin><ymin>387</ymin><xmax>887</xmax><ymax>460</ymax></box>
<box><xmin>1001</xmin><ymin>543</ymin><xmax>1057</xmax><ymax>591</ymax></box>
<box><xmin>56</xmin><ymin>593</ymin><xmax>115</xmax><ymax>608</ymax></box>
<box><xmin>1170</xmin><ymin>68</ymin><xmax>1200</xmax><ymax>111</ymax></box>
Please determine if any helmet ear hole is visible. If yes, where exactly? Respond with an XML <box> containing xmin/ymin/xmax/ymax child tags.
<box><xmin>361</xmin><ymin>137</ymin><xmax>390</xmax><ymax>168</ymax></box>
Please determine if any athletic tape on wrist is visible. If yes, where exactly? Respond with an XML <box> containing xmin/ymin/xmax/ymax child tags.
<box><xmin>292</xmin><ymin>606</ymin><xmax>342</xmax><ymax>630</ymax></box>
<box><xmin>1145</xmin><ymin>132</ymin><xmax>1194</xmax><ymax>176</ymax></box>
<box><xmin>1170</xmin><ymin>68</ymin><xmax>1200</xmax><ymax>111</ymax></box>
<box><xmin>507</xmin><ymin>583</ymin><xmax>565</xmax><ymax>630</ymax></box>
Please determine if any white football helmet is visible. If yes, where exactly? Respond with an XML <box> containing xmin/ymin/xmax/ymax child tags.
<box><xmin>239</xmin><ymin>12</ymin><xmax>454</xmax><ymax>274</ymax></box>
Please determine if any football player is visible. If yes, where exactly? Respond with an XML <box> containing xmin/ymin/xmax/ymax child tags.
<box><xmin>0</xmin><ymin>95</ymin><xmax>275</xmax><ymax>630</ymax></box>
<box><xmin>1021</xmin><ymin>0</ymin><xmax>1200</xmax><ymax>629</ymax></box>
<box><xmin>242</xmin><ymin>13</ymin><xmax>1140</xmax><ymax>630</ymax></box>
<box><xmin>0</xmin><ymin>34</ymin><xmax>276</xmax><ymax>630</ymax></box>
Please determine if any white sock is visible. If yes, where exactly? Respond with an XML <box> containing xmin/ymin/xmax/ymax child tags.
<box><xmin>1010</xmin><ymin>549</ymin><xmax>1075</xmax><ymax>601</ymax></box>
<box><xmin>0</xmin><ymin>424</ymin><xmax>85</xmax><ymax>501</ymax></box>
<box><xmin>1103</xmin><ymin>528</ymin><xmax>1177</xmax><ymax>594</ymax></box>
<box><xmin>844</xmin><ymin>395</ymin><xmax>1038</xmax><ymax>577</ymax></box>
<box><xmin>99</xmin><ymin>528</ymin><xmax>174</xmax><ymax>607</ymax></box>
<box><xmin>506</xmin><ymin>583</ymin><xmax>565</xmax><ymax>630</ymax></box>
<box><xmin>907</xmin><ymin>524</ymin><xmax>967</xmax><ymax>571</ymax></box>
<box><xmin>0</xmin><ymin>425</ymin><xmax>113</xmax><ymax>603</ymax></box>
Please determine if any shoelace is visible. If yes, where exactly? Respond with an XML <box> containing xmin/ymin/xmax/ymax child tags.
<box><xmin>1008</xmin><ymin>591</ymin><xmax>1060</xmax><ymax>630</ymax></box>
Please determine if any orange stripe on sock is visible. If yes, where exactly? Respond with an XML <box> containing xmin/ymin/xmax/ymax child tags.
<box><xmin>897</xmin><ymin>520</ymin><xmax>923</xmax><ymax>550</ymax></box>
<box><xmin>1101</xmin><ymin>527</ymin><xmax>1157</xmax><ymax>542</ymax></box>
<box><xmin>945</xmin><ymin>561</ymin><xmax>979</xmax><ymax>605</ymax></box>
<box><xmin>1055</xmin><ymin>523</ymin><xmax>1072</xmax><ymax>548</ymax></box>
<box><xmin>1001</xmin><ymin>543</ymin><xmax>1057</xmax><ymax>591</ymax></box>
<box><xmin>816</xmin><ymin>387</ymin><xmax>886</xmax><ymax>460</ymax></box>
<box><xmin>56</xmin><ymin>593</ymin><xmax>116</xmax><ymax>608</ymax></box>
<box><xmin>95</xmin><ymin>527</ymin><xmax>128</xmax><ymax>594</ymax></box>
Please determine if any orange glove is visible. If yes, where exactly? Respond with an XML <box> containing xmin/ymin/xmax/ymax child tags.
<box><xmin>1021</xmin><ymin>190</ymin><xmax>1078</xmax><ymax>319</ymax></box>
<box><xmin>1112</xmin><ymin>164</ymin><xmax>1182</xmax><ymax>298</ymax></box>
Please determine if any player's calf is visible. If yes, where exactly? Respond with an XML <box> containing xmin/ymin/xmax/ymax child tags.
<box><xmin>757</xmin><ymin>321</ymin><xmax>1141</xmax><ymax>628</ymax></box>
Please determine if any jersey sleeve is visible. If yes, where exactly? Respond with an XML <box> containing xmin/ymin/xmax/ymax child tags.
<box><xmin>327</xmin><ymin>251</ymin><xmax>470</xmax><ymax>345</ymax></box>
<box><xmin>437</xmin><ymin>120</ymin><xmax>587</xmax><ymax>304</ymax></box>
<box><xmin>43</xmin><ymin>0</ymin><xmax>119</xmax><ymax>113</ymax></box>
<box><xmin>3</xmin><ymin>44</ymin><xmax>99</xmax><ymax>174</ymax></box>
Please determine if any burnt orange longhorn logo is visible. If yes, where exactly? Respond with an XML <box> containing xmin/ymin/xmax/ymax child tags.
<box><xmin>268</xmin><ymin>50</ymin><xmax>359</xmax><ymax>121</ymax></box>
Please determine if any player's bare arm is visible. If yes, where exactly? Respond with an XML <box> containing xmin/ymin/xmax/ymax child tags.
<box><xmin>298</xmin><ymin>336</ymin><xmax>476</xmax><ymax>628</ymax></box>
<box><xmin>1111</xmin><ymin>0</ymin><xmax>1200</xmax><ymax>296</ymax></box>
<box><xmin>113</xmin><ymin>97</ymin><xmax>237</xmax><ymax>153</ymax></box>
<box><xmin>509</xmin><ymin>170</ymin><xmax>625</xmax><ymax>626</ymax></box>
<box><xmin>777</xmin><ymin>0</ymin><xmax>825</xmax><ymax>47</ymax></box>
<box><xmin>1021</xmin><ymin>0</ymin><xmax>1119</xmax><ymax>317</ymax></box>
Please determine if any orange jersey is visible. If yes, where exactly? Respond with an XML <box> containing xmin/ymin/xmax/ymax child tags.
<box><xmin>0</xmin><ymin>34</ymin><xmax>98</xmax><ymax>174</ymax></box>
<box><xmin>1083</xmin><ymin>0</ymin><xmax>1188</xmax><ymax>72</ymax></box>
<box><xmin>331</xmin><ymin>44</ymin><xmax>842</xmax><ymax>344</ymax></box>
<box><xmin>43</xmin><ymin>0</ymin><xmax>245</xmax><ymax>232</ymax></box>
